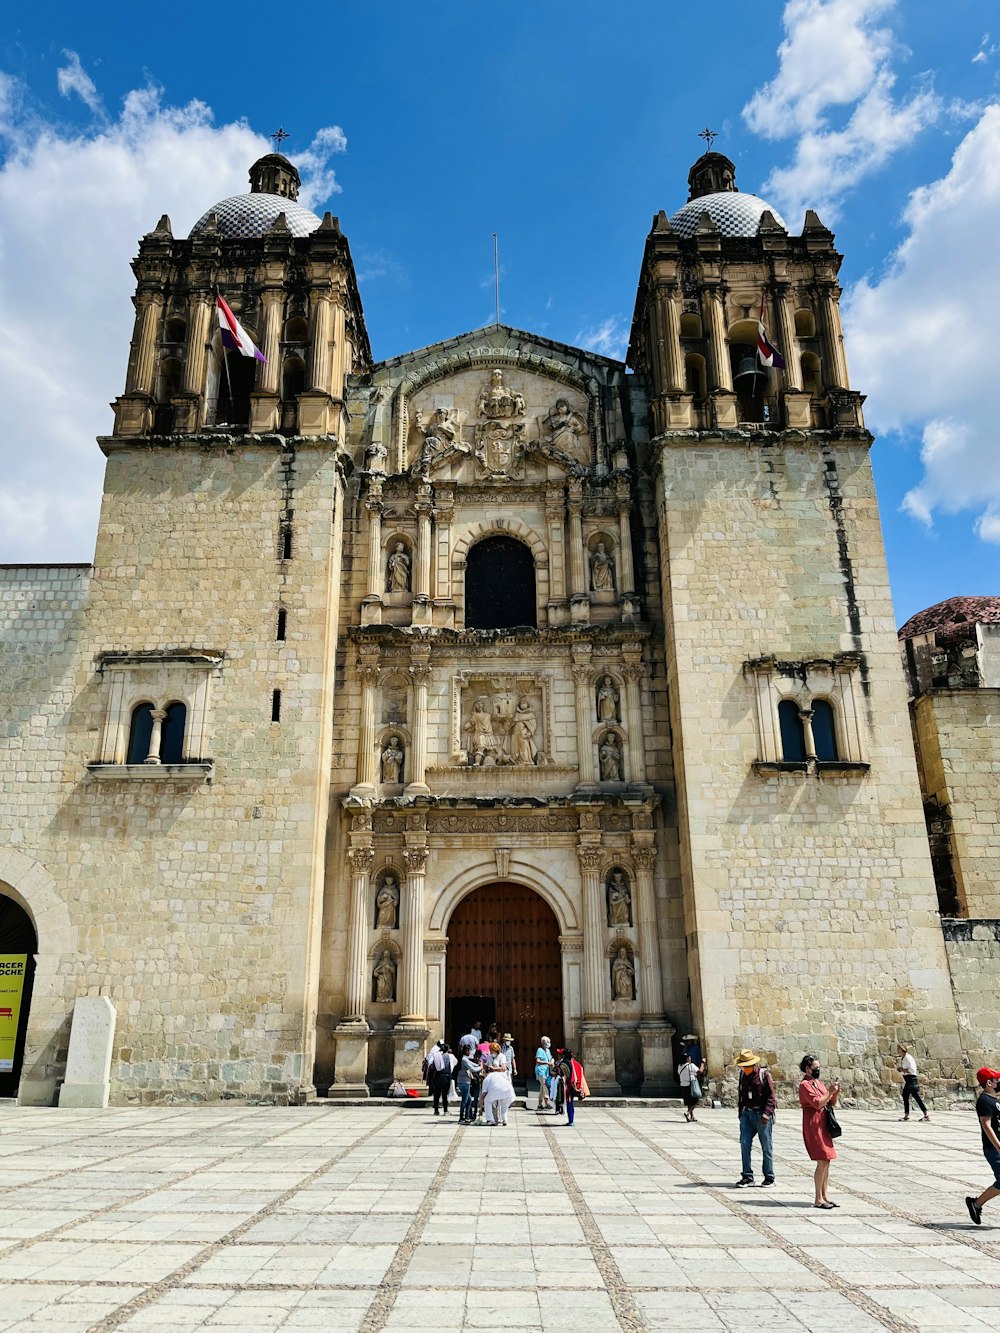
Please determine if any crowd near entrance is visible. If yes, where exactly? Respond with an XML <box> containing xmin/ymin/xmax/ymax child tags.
<box><xmin>445</xmin><ymin>882</ymin><xmax>563</xmax><ymax>1083</ymax></box>
<box><xmin>0</xmin><ymin>893</ymin><xmax>36</xmax><ymax>1099</ymax></box>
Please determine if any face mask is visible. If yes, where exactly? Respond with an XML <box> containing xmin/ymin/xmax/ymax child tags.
<box><xmin>811</xmin><ymin>1067</ymin><xmax>821</xmax><ymax>1078</ymax></box>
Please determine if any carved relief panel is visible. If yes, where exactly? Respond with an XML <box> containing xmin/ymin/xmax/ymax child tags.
<box><xmin>448</xmin><ymin>672</ymin><xmax>554</xmax><ymax>768</ymax></box>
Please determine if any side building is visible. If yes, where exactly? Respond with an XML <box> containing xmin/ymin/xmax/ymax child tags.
<box><xmin>0</xmin><ymin>148</ymin><xmax>979</xmax><ymax>1105</ymax></box>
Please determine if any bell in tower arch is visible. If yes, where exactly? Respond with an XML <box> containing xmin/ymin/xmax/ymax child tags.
<box><xmin>248</xmin><ymin>153</ymin><xmax>301</xmax><ymax>201</ymax></box>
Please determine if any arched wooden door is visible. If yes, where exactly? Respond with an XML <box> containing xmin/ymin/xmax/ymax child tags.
<box><xmin>0</xmin><ymin>894</ymin><xmax>37</xmax><ymax>1099</ymax></box>
<box><xmin>445</xmin><ymin>883</ymin><xmax>562</xmax><ymax>1080</ymax></box>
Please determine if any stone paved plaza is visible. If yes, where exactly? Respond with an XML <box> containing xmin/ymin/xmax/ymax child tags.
<box><xmin>1</xmin><ymin>1103</ymin><xmax>998</xmax><ymax>1332</ymax></box>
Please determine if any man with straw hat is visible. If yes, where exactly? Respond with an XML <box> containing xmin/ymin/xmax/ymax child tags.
<box><xmin>735</xmin><ymin>1049</ymin><xmax>776</xmax><ymax>1187</ymax></box>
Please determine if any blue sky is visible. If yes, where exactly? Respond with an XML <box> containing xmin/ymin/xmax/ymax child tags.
<box><xmin>1</xmin><ymin>0</ymin><xmax>998</xmax><ymax>622</ymax></box>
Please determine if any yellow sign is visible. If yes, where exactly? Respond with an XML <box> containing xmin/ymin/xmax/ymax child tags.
<box><xmin>0</xmin><ymin>955</ymin><xmax>27</xmax><ymax>1074</ymax></box>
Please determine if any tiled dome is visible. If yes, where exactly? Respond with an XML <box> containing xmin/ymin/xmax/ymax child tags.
<box><xmin>898</xmin><ymin>596</ymin><xmax>1000</xmax><ymax>646</ymax></box>
<box><xmin>190</xmin><ymin>193</ymin><xmax>322</xmax><ymax>239</ymax></box>
<box><xmin>670</xmin><ymin>191</ymin><xmax>787</xmax><ymax>238</ymax></box>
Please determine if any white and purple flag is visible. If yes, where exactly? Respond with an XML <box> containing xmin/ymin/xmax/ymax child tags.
<box><xmin>756</xmin><ymin>293</ymin><xmax>786</xmax><ymax>371</ymax></box>
<box><xmin>216</xmin><ymin>294</ymin><xmax>267</xmax><ymax>363</ymax></box>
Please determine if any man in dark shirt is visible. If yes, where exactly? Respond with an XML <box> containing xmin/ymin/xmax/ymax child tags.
<box><xmin>735</xmin><ymin>1048</ymin><xmax>776</xmax><ymax>1186</ymax></box>
<box><xmin>966</xmin><ymin>1066</ymin><xmax>1000</xmax><ymax>1225</ymax></box>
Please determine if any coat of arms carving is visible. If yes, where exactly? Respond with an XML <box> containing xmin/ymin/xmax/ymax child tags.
<box><xmin>475</xmin><ymin>369</ymin><xmax>526</xmax><ymax>480</ymax></box>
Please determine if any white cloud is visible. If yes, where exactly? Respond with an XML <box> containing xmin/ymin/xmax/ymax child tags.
<box><xmin>972</xmin><ymin>33</ymin><xmax>998</xmax><ymax>65</ymax></box>
<box><xmin>743</xmin><ymin>0</ymin><xmax>945</xmax><ymax>222</ymax></box>
<box><xmin>0</xmin><ymin>72</ymin><xmax>346</xmax><ymax>562</ymax></box>
<box><xmin>574</xmin><ymin>316</ymin><xmax>629</xmax><ymax>362</ymax></box>
<box><xmin>56</xmin><ymin>51</ymin><xmax>102</xmax><ymax>115</ymax></box>
<box><xmin>843</xmin><ymin>105</ymin><xmax>1000</xmax><ymax>539</ymax></box>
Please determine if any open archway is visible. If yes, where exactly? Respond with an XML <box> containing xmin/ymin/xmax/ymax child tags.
<box><xmin>445</xmin><ymin>882</ymin><xmax>562</xmax><ymax>1081</ymax></box>
<box><xmin>0</xmin><ymin>893</ymin><xmax>37</xmax><ymax>1098</ymax></box>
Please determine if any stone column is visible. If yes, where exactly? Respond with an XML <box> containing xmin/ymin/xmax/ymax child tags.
<box><xmin>703</xmin><ymin>284</ymin><xmax>733</xmax><ymax>392</ymax></box>
<box><xmin>546</xmin><ymin>485</ymin><xmax>567</xmax><ymax>607</ymax></box>
<box><xmin>578</xmin><ymin>844</ymin><xmax>617</xmax><ymax>1094</ymax></box>
<box><xmin>258</xmin><ymin>289</ymin><xmax>283</xmax><ymax>395</ymax></box>
<box><xmin>817</xmin><ymin>282</ymin><xmax>849</xmax><ymax>388</ymax></box>
<box><xmin>344</xmin><ymin>848</ymin><xmax>374</xmax><ymax>1021</ymax></box>
<box><xmin>331</xmin><ymin>846</ymin><xmax>373</xmax><ymax>1096</ymax></box>
<box><xmin>405</xmin><ymin>647</ymin><xmax>431</xmax><ymax>795</ymax></box>
<box><xmin>366</xmin><ymin>493</ymin><xmax>384</xmax><ymax>599</ymax></box>
<box><xmin>657</xmin><ymin>282</ymin><xmax>684</xmax><ymax>391</ymax></box>
<box><xmin>350</xmin><ymin>647</ymin><xmax>380</xmax><ymax>797</ymax></box>
<box><xmin>632</xmin><ymin>843</ymin><xmax>672</xmax><ymax>1095</ymax></box>
<box><xmin>433</xmin><ymin>488</ymin><xmax>454</xmax><ymax>617</ymax></box>
<box><xmin>800</xmin><ymin>707</ymin><xmax>817</xmax><ymax>759</ymax></box>
<box><xmin>616</xmin><ymin>488</ymin><xmax>635</xmax><ymax>597</ymax></box>
<box><xmin>567</xmin><ymin>480</ymin><xmax>589</xmax><ymax>623</ymax></box>
<box><xmin>125</xmin><ymin>292</ymin><xmax>164</xmax><ymax>396</ymax></box>
<box><xmin>400</xmin><ymin>846</ymin><xmax>427</xmax><ymax>1024</ymax></box>
<box><xmin>308</xmin><ymin>288</ymin><xmax>333</xmax><ymax>392</ymax></box>
<box><xmin>622</xmin><ymin>647</ymin><xmax>646</xmax><ymax>783</ymax></box>
<box><xmin>775</xmin><ymin>284</ymin><xmax>801</xmax><ymax>390</ymax></box>
<box><xmin>413</xmin><ymin>489</ymin><xmax>433</xmax><ymax>625</ymax></box>
<box><xmin>183</xmin><ymin>292</ymin><xmax>213</xmax><ymax>398</ymax></box>
<box><xmin>143</xmin><ymin>708</ymin><xmax>167</xmax><ymax>764</ymax></box>
<box><xmin>572</xmin><ymin>657</ymin><xmax>596</xmax><ymax>787</ymax></box>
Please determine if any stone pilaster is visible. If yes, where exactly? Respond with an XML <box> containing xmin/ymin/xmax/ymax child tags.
<box><xmin>413</xmin><ymin>488</ymin><xmax>433</xmax><ymax>624</ymax></box>
<box><xmin>622</xmin><ymin>644</ymin><xmax>646</xmax><ymax>783</ymax></box>
<box><xmin>578</xmin><ymin>843</ymin><xmax>617</xmax><ymax>1094</ymax></box>
<box><xmin>361</xmin><ymin>487</ymin><xmax>384</xmax><ymax>625</ymax></box>
<box><xmin>572</xmin><ymin>649</ymin><xmax>596</xmax><ymax>787</ymax></box>
<box><xmin>350</xmin><ymin>646</ymin><xmax>380</xmax><ymax>797</ymax></box>
<box><xmin>331</xmin><ymin>846</ymin><xmax>373</xmax><ymax>1097</ymax></box>
<box><xmin>405</xmin><ymin>646</ymin><xmax>431</xmax><ymax>795</ymax></box>
<box><xmin>400</xmin><ymin>844</ymin><xmax>428</xmax><ymax>1022</ymax></box>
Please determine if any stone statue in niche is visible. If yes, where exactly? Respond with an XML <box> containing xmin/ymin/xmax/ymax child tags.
<box><xmin>543</xmin><ymin>398</ymin><xmax>587</xmax><ymax>456</ymax></box>
<box><xmin>479</xmin><ymin>368</ymin><xmax>525</xmax><ymax>419</ymax></box>
<box><xmin>464</xmin><ymin>696</ymin><xmax>501</xmax><ymax>767</ymax></box>
<box><xmin>372</xmin><ymin>950</ymin><xmax>397</xmax><ymax>1003</ymax></box>
<box><xmin>590</xmin><ymin>542</ymin><xmax>616</xmax><ymax>593</ymax></box>
<box><xmin>599</xmin><ymin>733</ymin><xmax>622</xmax><ymax>782</ymax></box>
<box><xmin>375</xmin><ymin>874</ymin><xmax>400</xmax><ymax>928</ymax></box>
<box><xmin>414</xmin><ymin>407</ymin><xmax>468</xmax><ymax>474</ymax></box>
<box><xmin>596</xmin><ymin>675</ymin><xmax>620</xmax><ymax>723</ymax></box>
<box><xmin>507</xmin><ymin>695</ymin><xmax>538</xmax><ymax>766</ymax></box>
<box><xmin>607</xmin><ymin>869</ymin><xmax>632</xmax><ymax>927</ymax></box>
<box><xmin>386</xmin><ymin>542</ymin><xmax>411</xmax><ymax>592</ymax></box>
<box><xmin>381</xmin><ymin>736</ymin><xmax>404</xmax><ymax>784</ymax></box>
<box><xmin>611</xmin><ymin>946</ymin><xmax>636</xmax><ymax>1001</ymax></box>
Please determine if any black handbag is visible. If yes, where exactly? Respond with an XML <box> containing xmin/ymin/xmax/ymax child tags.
<box><xmin>825</xmin><ymin>1105</ymin><xmax>842</xmax><ymax>1138</ymax></box>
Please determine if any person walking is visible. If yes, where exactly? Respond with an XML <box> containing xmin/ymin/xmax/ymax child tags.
<box><xmin>735</xmin><ymin>1049</ymin><xmax>776</xmax><ymax>1186</ymax></box>
<box><xmin>798</xmin><ymin>1053</ymin><xmax>840</xmax><ymax>1209</ymax></box>
<box><xmin>678</xmin><ymin>1044</ymin><xmax>706</xmax><ymax>1122</ymax></box>
<box><xmin>535</xmin><ymin>1036</ymin><xmax>554</xmax><ymax>1110</ymax></box>
<box><xmin>897</xmin><ymin>1044</ymin><xmax>930</xmax><ymax>1122</ymax></box>
<box><xmin>966</xmin><ymin>1067</ymin><xmax>1000</xmax><ymax>1225</ymax></box>
<box><xmin>426</xmin><ymin>1040</ymin><xmax>452</xmax><ymax>1116</ymax></box>
<box><xmin>557</xmin><ymin>1048</ymin><xmax>586</xmax><ymax>1127</ymax></box>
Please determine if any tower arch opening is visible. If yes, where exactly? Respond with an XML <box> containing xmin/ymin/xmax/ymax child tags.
<box><xmin>464</xmin><ymin>535</ymin><xmax>537</xmax><ymax>630</ymax></box>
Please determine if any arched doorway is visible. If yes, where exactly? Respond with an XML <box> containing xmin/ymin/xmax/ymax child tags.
<box><xmin>445</xmin><ymin>883</ymin><xmax>562</xmax><ymax>1081</ymax></box>
<box><xmin>0</xmin><ymin>894</ymin><xmax>37</xmax><ymax>1099</ymax></box>
<box><xmin>465</xmin><ymin>536</ymin><xmax>537</xmax><ymax>629</ymax></box>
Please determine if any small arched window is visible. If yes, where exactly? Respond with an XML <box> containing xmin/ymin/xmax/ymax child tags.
<box><xmin>801</xmin><ymin>352</ymin><xmax>822</xmax><ymax>394</ymax></box>
<box><xmin>685</xmin><ymin>354</ymin><xmax>707</xmax><ymax>398</ymax></box>
<box><xmin>465</xmin><ymin>536</ymin><xmax>536</xmax><ymax>630</ymax></box>
<box><xmin>811</xmin><ymin>700</ymin><xmax>838</xmax><ymax>761</ymax></box>
<box><xmin>778</xmin><ymin>700</ymin><xmax>806</xmax><ymax>762</ymax></box>
<box><xmin>679</xmin><ymin>313</ymin><xmax>702</xmax><ymax>340</ymax></box>
<box><xmin>284</xmin><ymin>316</ymin><xmax>309</xmax><ymax>343</ymax></box>
<box><xmin>794</xmin><ymin>308</ymin><xmax>816</xmax><ymax>338</ymax></box>
<box><xmin>127</xmin><ymin>703</ymin><xmax>155</xmax><ymax>764</ymax></box>
<box><xmin>160</xmin><ymin>702</ymin><xmax>187</xmax><ymax>763</ymax></box>
<box><xmin>165</xmin><ymin>316</ymin><xmax>187</xmax><ymax>344</ymax></box>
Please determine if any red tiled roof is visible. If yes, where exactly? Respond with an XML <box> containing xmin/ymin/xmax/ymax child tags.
<box><xmin>898</xmin><ymin>595</ymin><xmax>1000</xmax><ymax>645</ymax></box>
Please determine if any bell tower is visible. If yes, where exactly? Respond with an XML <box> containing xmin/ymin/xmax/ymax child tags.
<box><xmin>626</xmin><ymin>153</ymin><xmax>962</xmax><ymax>1089</ymax></box>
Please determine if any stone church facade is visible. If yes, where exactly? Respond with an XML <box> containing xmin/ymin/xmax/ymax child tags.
<box><xmin>0</xmin><ymin>149</ymin><xmax>990</xmax><ymax>1105</ymax></box>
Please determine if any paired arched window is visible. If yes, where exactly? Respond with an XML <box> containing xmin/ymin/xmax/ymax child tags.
<box><xmin>465</xmin><ymin>536</ymin><xmax>536</xmax><ymax>629</ymax></box>
<box><xmin>126</xmin><ymin>701</ymin><xmax>187</xmax><ymax>764</ymax></box>
<box><xmin>778</xmin><ymin>698</ymin><xmax>839</xmax><ymax>762</ymax></box>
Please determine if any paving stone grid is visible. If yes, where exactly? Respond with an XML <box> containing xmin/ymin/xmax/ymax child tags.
<box><xmin>1</xmin><ymin>1104</ymin><xmax>999</xmax><ymax>1332</ymax></box>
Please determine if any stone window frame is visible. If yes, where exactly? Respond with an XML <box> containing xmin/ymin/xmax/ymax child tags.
<box><xmin>745</xmin><ymin>654</ymin><xmax>869</xmax><ymax>776</ymax></box>
<box><xmin>87</xmin><ymin>651</ymin><xmax>221</xmax><ymax>780</ymax></box>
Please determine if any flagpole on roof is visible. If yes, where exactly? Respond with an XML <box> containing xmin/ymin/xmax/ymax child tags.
<box><xmin>493</xmin><ymin>233</ymin><xmax>500</xmax><ymax>327</ymax></box>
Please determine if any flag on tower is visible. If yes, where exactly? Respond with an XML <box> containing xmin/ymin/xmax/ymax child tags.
<box><xmin>216</xmin><ymin>294</ymin><xmax>267</xmax><ymax>363</ymax></box>
<box><xmin>756</xmin><ymin>292</ymin><xmax>786</xmax><ymax>371</ymax></box>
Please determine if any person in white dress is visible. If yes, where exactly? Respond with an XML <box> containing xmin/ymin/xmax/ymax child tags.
<box><xmin>480</xmin><ymin>1066</ymin><xmax>515</xmax><ymax>1126</ymax></box>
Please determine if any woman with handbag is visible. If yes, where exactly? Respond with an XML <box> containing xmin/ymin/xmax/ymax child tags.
<box><xmin>798</xmin><ymin>1053</ymin><xmax>841</xmax><ymax>1209</ymax></box>
<box><xmin>678</xmin><ymin>1047</ymin><xmax>706</xmax><ymax>1122</ymax></box>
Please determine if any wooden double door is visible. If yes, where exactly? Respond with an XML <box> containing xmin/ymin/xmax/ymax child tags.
<box><xmin>445</xmin><ymin>883</ymin><xmax>563</xmax><ymax>1083</ymax></box>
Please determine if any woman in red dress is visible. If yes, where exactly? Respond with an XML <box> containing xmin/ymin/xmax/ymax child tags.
<box><xmin>798</xmin><ymin>1053</ymin><xmax>841</xmax><ymax>1209</ymax></box>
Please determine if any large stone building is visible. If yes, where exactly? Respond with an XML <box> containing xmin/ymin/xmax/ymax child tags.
<box><xmin>0</xmin><ymin>148</ymin><xmax>992</xmax><ymax>1105</ymax></box>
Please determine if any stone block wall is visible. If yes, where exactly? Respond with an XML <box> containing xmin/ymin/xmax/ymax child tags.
<box><xmin>942</xmin><ymin>920</ymin><xmax>1000</xmax><ymax>1076</ymax></box>
<box><xmin>654</xmin><ymin>434</ymin><xmax>963</xmax><ymax>1097</ymax></box>
<box><xmin>0</xmin><ymin>442</ymin><xmax>347</xmax><ymax>1104</ymax></box>
<box><xmin>912</xmin><ymin>690</ymin><xmax>1000</xmax><ymax>918</ymax></box>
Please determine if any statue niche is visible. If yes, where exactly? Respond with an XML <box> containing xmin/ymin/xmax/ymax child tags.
<box><xmin>606</xmin><ymin>868</ymin><xmax>632</xmax><ymax>927</ymax></box>
<box><xmin>599</xmin><ymin>731</ymin><xmax>623</xmax><ymax>782</ymax></box>
<box><xmin>385</xmin><ymin>542</ymin><xmax>411</xmax><ymax>593</ymax></box>
<box><xmin>374</xmin><ymin>872</ymin><xmax>400</xmax><ymax>929</ymax></box>
<box><xmin>589</xmin><ymin>539</ymin><xmax>616</xmax><ymax>595</ymax></box>
<box><xmin>611</xmin><ymin>944</ymin><xmax>636</xmax><ymax>1002</ymax></box>
<box><xmin>596</xmin><ymin>675</ymin><xmax>620</xmax><ymax>723</ymax></box>
<box><xmin>380</xmin><ymin>735</ymin><xmax>405</xmax><ymax>784</ymax></box>
<box><xmin>372</xmin><ymin>949</ymin><xmax>397</xmax><ymax>1003</ymax></box>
